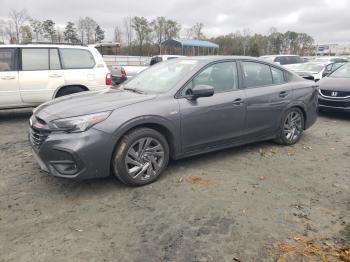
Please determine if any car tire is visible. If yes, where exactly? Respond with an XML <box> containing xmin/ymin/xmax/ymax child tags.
<box><xmin>55</xmin><ymin>86</ymin><xmax>86</xmax><ymax>98</ymax></box>
<box><xmin>112</xmin><ymin>128</ymin><xmax>170</xmax><ymax>186</ymax></box>
<box><xmin>274</xmin><ymin>107</ymin><xmax>304</xmax><ymax>145</ymax></box>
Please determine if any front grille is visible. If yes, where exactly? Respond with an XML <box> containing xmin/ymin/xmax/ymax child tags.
<box><xmin>319</xmin><ymin>99</ymin><xmax>350</xmax><ymax>108</ymax></box>
<box><xmin>320</xmin><ymin>89</ymin><xmax>350</xmax><ymax>98</ymax></box>
<box><xmin>30</xmin><ymin>127</ymin><xmax>50</xmax><ymax>148</ymax></box>
<box><xmin>30</xmin><ymin>116</ymin><xmax>50</xmax><ymax>148</ymax></box>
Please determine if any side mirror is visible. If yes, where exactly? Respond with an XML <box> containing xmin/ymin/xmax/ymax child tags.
<box><xmin>275</xmin><ymin>61</ymin><xmax>281</xmax><ymax>65</ymax></box>
<box><xmin>188</xmin><ymin>85</ymin><xmax>214</xmax><ymax>100</ymax></box>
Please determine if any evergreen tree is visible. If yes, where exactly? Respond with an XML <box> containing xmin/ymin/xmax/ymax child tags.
<box><xmin>94</xmin><ymin>25</ymin><xmax>104</xmax><ymax>43</ymax></box>
<box><xmin>64</xmin><ymin>22</ymin><xmax>78</xmax><ymax>43</ymax></box>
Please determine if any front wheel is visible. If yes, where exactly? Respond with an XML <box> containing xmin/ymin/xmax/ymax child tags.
<box><xmin>112</xmin><ymin>128</ymin><xmax>170</xmax><ymax>186</ymax></box>
<box><xmin>275</xmin><ymin>108</ymin><xmax>304</xmax><ymax>145</ymax></box>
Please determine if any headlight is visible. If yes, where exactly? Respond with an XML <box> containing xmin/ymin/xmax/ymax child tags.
<box><xmin>51</xmin><ymin>111</ymin><xmax>111</xmax><ymax>133</ymax></box>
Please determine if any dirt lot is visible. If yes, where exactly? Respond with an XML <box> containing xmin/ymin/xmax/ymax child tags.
<box><xmin>0</xmin><ymin>108</ymin><xmax>349</xmax><ymax>262</ymax></box>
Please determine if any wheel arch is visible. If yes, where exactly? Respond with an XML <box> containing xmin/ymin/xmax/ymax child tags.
<box><xmin>53</xmin><ymin>85</ymin><xmax>89</xmax><ymax>98</ymax></box>
<box><xmin>284</xmin><ymin>102</ymin><xmax>307</xmax><ymax>129</ymax></box>
<box><xmin>112</xmin><ymin>117</ymin><xmax>180</xmax><ymax>161</ymax></box>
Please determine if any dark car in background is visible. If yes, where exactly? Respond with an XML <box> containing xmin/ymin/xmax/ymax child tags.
<box><xmin>318</xmin><ymin>62</ymin><xmax>350</xmax><ymax>112</ymax></box>
<box><xmin>260</xmin><ymin>55</ymin><xmax>305</xmax><ymax>67</ymax></box>
<box><xmin>29</xmin><ymin>56</ymin><xmax>318</xmax><ymax>186</ymax></box>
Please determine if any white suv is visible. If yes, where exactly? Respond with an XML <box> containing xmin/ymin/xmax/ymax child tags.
<box><xmin>0</xmin><ymin>44</ymin><xmax>111</xmax><ymax>109</ymax></box>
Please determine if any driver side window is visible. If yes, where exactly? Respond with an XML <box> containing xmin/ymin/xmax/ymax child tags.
<box><xmin>181</xmin><ymin>61</ymin><xmax>238</xmax><ymax>96</ymax></box>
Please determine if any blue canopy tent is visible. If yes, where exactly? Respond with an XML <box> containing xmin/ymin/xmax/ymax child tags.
<box><xmin>161</xmin><ymin>39</ymin><xmax>219</xmax><ymax>56</ymax></box>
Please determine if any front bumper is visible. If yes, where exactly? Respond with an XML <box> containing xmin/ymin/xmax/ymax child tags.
<box><xmin>29</xmin><ymin>127</ymin><xmax>116</xmax><ymax>179</ymax></box>
<box><xmin>318</xmin><ymin>95</ymin><xmax>350</xmax><ymax>112</ymax></box>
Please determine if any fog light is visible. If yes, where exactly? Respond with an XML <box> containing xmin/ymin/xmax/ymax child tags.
<box><xmin>51</xmin><ymin>161</ymin><xmax>79</xmax><ymax>176</ymax></box>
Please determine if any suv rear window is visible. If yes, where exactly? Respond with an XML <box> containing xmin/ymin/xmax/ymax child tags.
<box><xmin>60</xmin><ymin>49</ymin><xmax>95</xmax><ymax>69</ymax></box>
<box><xmin>22</xmin><ymin>49</ymin><xmax>49</xmax><ymax>71</ymax></box>
<box><xmin>0</xmin><ymin>49</ymin><xmax>16</xmax><ymax>71</ymax></box>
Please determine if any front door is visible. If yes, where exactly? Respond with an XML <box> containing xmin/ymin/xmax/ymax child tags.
<box><xmin>0</xmin><ymin>48</ymin><xmax>21</xmax><ymax>107</ymax></box>
<box><xmin>178</xmin><ymin>61</ymin><xmax>246</xmax><ymax>153</ymax></box>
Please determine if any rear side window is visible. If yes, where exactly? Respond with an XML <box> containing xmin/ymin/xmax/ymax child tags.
<box><xmin>60</xmin><ymin>49</ymin><xmax>95</xmax><ymax>69</ymax></box>
<box><xmin>242</xmin><ymin>62</ymin><xmax>273</xmax><ymax>88</ymax></box>
<box><xmin>22</xmin><ymin>49</ymin><xmax>49</xmax><ymax>71</ymax></box>
<box><xmin>271</xmin><ymin>67</ymin><xmax>285</xmax><ymax>84</ymax></box>
<box><xmin>0</xmin><ymin>49</ymin><xmax>16</xmax><ymax>71</ymax></box>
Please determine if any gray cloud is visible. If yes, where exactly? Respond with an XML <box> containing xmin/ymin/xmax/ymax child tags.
<box><xmin>1</xmin><ymin>0</ymin><xmax>350</xmax><ymax>43</ymax></box>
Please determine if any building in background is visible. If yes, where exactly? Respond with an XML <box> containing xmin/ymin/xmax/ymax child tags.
<box><xmin>316</xmin><ymin>43</ymin><xmax>350</xmax><ymax>56</ymax></box>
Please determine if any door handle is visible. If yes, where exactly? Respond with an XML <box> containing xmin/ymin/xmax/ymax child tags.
<box><xmin>233</xmin><ymin>98</ymin><xmax>244</xmax><ymax>105</ymax></box>
<box><xmin>49</xmin><ymin>74</ymin><xmax>62</xmax><ymax>78</ymax></box>
<box><xmin>279</xmin><ymin>91</ymin><xmax>289</xmax><ymax>98</ymax></box>
<box><xmin>1</xmin><ymin>76</ymin><xmax>16</xmax><ymax>80</ymax></box>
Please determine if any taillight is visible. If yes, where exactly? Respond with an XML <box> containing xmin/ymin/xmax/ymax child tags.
<box><xmin>121</xmin><ymin>67</ymin><xmax>126</xmax><ymax>77</ymax></box>
<box><xmin>105</xmin><ymin>73</ymin><xmax>111</xmax><ymax>86</ymax></box>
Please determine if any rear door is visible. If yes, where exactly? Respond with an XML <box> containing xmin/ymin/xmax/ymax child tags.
<box><xmin>240</xmin><ymin>61</ymin><xmax>292</xmax><ymax>138</ymax></box>
<box><xmin>19</xmin><ymin>48</ymin><xmax>65</xmax><ymax>103</ymax></box>
<box><xmin>59</xmin><ymin>48</ymin><xmax>99</xmax><ymax>90</ymax></box>
<box><xmin>0</xmin><ymin>48</ymin><xmax>21</xmax><ymax>106</ymax></box>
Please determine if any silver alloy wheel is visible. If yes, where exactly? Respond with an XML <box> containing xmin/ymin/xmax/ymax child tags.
<box><xmin>125</xmin><ymin>137</ymin><xmax>165</xmax><ymax>181</ymax></box>
<box><xmin>283</xmin><ymin>110</ymin><xmax>302</xmax><ymax>142</ymax></box>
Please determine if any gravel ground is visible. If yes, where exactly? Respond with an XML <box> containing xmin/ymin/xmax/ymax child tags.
<box><xmin>0</xmin><ymin>108</ymin><xmax>349</xmax><ymax>262</ymax></box>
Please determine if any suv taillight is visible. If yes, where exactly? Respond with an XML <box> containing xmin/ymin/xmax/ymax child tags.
<box><xmin>121</xmin><ymin>67</ymin><xmax>126</xmax><ymax>77</ymax></box>
<box><xmin>105</xmin><ymin>73</ymin><xmax>111</xmax><ymax>86</ymax></box>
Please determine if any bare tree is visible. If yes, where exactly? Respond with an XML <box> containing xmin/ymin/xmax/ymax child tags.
<box><xmin>84</xmin><ymin>17</ymin><xmax>97</xmax><ymax>44</ymax></box>
<box><xmin>0</xmin><ymin>19</ymin><xmax>6</xmax><ymax>43</ymax></box>
<box><xmin>9</xmin><ymin>9</ymin><xmax>29</xmax><ymax>43</ymax></box>
<box><xmin>242</xmin><ymin>28</ymin><xmax>252</xmax><ymax>55</ymax></box>
<box><xmin>113</xmin><ymin>25</ymin><xmax>123</xmax><ymax>44</ymax></box>
<box><xmin>187</xmin><ymin>22</ymin><xmax>205</xmax><ymax>40</ymax></box>
<box><xmin>131</xmin><ymin>16</ymin><xmax>151</xmax><ymax>55</ymax></box>
<box><xmin>5</xmin><ymin>21</ymin><xmax>16</xmax><ymax>43</ymax></box>
<box><xmin>123</xmin><ymin>16</ymin><xmax>133</xmax><ymax>47</ymax></box>
<box><xmin>77</xmin><ymin>17</ymin><xmax>97</xmax><ymax>44</ymax></box>
<box><xmin>77</xmin><ymin>18</ymin><xmax>86</xmax><ymax>43</ymax></box>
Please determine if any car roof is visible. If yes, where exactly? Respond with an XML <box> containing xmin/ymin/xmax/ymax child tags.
<box><xmin>0</xmin><ymin>44</ymin><xmax>90</xmax><ymax>49</ymax></box>
<box><xmin>179</xmin><ymin>55</ymin><xmax>275</xmax><ymax>62</ymax></box>
<box><xmin>260</xmin><ymin>55</ymin><xmax>300</xmax><ymax>57</ymax></box>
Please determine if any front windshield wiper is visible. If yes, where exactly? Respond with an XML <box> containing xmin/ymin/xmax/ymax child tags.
<box><xmin>123</xmin><ymin>87</ymin><xmax>145</xmax><ymax>94</ymax></box>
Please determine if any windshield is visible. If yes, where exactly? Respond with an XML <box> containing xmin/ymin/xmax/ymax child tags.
<box><xmin>121</xmin><ymin>59</ymin><xmax>199</xmax><ymax>94</ymax></box>
<box><xmin>330</xmin><ymin>62</ymin><xmax>350</xmax><ymax>78</ymax></box>
<box><xmin>295</xmin><ymin>63</ymin><xmax>324</xmax><ymax>73</ymax></box>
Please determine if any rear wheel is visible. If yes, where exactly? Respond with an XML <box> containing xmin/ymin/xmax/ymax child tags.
<box><xmin>112</xmin><ymin>128</ymin><xmax>170</xmax><ymax>186</ymax></box>
<box><xmin>275</xmin><ymin>108</ymin><xmax>304</xmax><ymax>145</ymax></box>
<box><xmin>55</xmin><ymin>86</ymin><xmax>86</xmax><ymax>98</ymax></box>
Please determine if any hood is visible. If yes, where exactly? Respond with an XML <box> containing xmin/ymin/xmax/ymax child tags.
<box><xmin>35</xmin><ymin>88</ymin><xmax>156</xmax><ymax>119</ymax></box>
<box><xmin>318</xmin><ymin>77</ymin><xmax>350</xmax><ymax>91</ymax></box>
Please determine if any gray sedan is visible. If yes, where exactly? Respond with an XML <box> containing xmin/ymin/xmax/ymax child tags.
<box><xmin>29</xmin><ymin>56</ymin><xmax>318</xmax><ymax>186</ymax></box>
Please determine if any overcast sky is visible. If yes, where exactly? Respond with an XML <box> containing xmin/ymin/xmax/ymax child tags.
<box><xmin>1</xmin><ymin>0</ymin><xmax>350</xmax><ymax>43</ymax></box>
